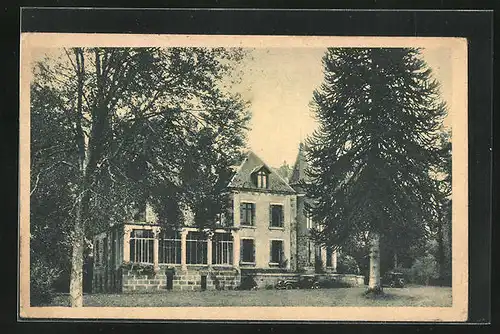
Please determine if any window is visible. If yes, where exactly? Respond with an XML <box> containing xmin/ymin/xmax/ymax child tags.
<box><xmin>130</xmin><ymin>229</ymin><xmax>154</xmax><ymax>264</ymax></box>
<box><xmin>240</xmin><ymin>202</ymin><xmax>255</xmax><ymax>226</ymax></box>
<box><xmin>186</xmin><ymin>231</ymin><xmax>207</xmax><ymax>265</ymax></box>
<box><xmin>270</xmin><ymin>204</ymin><xmax>284</xmax><ymax>227</ymax></box>
<box><xmin>212</xmin><ymin>233</ymin><xmax>233</xmax><ymax>265</ymax></box>
<box><xmin>241</xmin><ymin>239</ymin><xmax>255</xmax><ymax>263</ymax></box>
<box><xmin>306</xmin><ymin>209</ymin><xmax>313</xmax><ymax>229</ymax></box>
<box><xmin>117</xmin><ymin>234</ymin><xmax>123</xmax><ymax>266</ymax></box>
<box><xmin>256</xmin><ymin>170</ymin><xmax>268</xmax><ymax>188</ymax></box>
<box><xmin>94</xmin><ymin>239</ymin><xmax>100</xmax><ymax>265</ymax></box>
<box><xmin>159</xmin><ymin>230</ymin><xmax>182</xmax><ymax>264</ymax></box>
<box><xmin>270</xmin><ymin>240</ymin><xmax>284</xmax><ymax>264</ymax></box>
<box><xmin>326</xmin><ymin>247</ymin><xmax>334</xmax><ymax>267</ymax></box>
<box><xmin>315</xmin><ymin>245</ymin><xmax>322</xmax><ymax>263</ymax></box>
<box><xmin>103</xmin><ymin>237</ymin><xmax>108</xmax><ymax>266</ymax></box>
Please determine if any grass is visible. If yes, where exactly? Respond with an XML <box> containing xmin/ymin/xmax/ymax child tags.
<box><xmin>48</xmin><ymin>285</ymin><xmax>452</xmax><ymax>307</ymax></box>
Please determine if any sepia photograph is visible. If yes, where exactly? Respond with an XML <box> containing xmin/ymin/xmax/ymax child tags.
<box><xmin>19</xmin><ymin>34</ymin><xmax>468</xmax><ymax>321</ymax></box>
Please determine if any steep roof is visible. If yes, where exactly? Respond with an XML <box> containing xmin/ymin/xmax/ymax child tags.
<box><xmin>228</xmin><ymin>151</ymin><xmax>296</xmax><ymax>194</ymax></box>
<box><xmin>289</xmin><ymin>142</ymin><xmax>311</xmax><ymax>186</ymax></box>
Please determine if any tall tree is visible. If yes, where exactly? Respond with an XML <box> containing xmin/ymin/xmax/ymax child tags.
<box><xmin>306</xmin><ymin>48</ymin><xmax>448</xmax><ymax>293</ymax></box>
<box><xmin>30</xmin><ymin>78</ymin><xmax>79</xmax><ymax>302</ymax></box>
<box><xmin>432</xmin><ymin>130</ymin><xmax>452</xmax><ymax>283</ymax></box>
<box><xmin>31</xmin><ymin>47</ymin><xmax>250</xmax><ymax>306</ymax></box>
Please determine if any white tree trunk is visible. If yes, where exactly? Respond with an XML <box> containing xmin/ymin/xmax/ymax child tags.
<box><xmin>368</xmin><ymin>232</ymin><xmax>381</xmax><ymax>290</ymax></box>
<box><xmin>69</xmin><ymin>198</ymin><xmax>85</xmax><ymax>307</ymax></box>
<box><xmin>68</xmin><ymin>48</ymin><xmax>88</xmax><ymax>307</ymax></box>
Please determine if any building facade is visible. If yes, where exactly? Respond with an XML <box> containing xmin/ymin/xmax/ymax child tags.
<box><xmin>92</xmin><ymin>148</ymin><xmax>351</xmax><ymax>293</ymax></box>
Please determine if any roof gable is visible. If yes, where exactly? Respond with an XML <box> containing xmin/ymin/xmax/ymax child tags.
<box><xmin>289</xmin><ymin>143</ymin><xmax>311</xmax><ymax>185</ymax></box>
<box><xmin>228</xmin><ymin>151</ymin><xmax>296</xmax><ymax>193</ymax></box>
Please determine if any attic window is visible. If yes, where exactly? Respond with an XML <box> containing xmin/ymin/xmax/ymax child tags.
<box><xmin>256</xmin><ymin>169</ymin><xmax>268</xmax><ymax>189</ymax></box>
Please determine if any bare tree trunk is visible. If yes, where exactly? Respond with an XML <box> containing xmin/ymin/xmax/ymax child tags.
<box><xmin>69</xmin><ymin>48</ymin><xmax>88</xmax><ymax>307</ymax></box>
<box><xmin>68</xmin><ymin>48</ymin><xmax>111</xmax><ymax>306</ymax></box>
<box><xmin>368</xmin><ymin>232</ymin><xmax>381</xmax><ymax>291</ymax></box>
<box><xmin>69</xmin><ymin>193</ymin><xmax>85</xmax><ymax>307</ymax></box>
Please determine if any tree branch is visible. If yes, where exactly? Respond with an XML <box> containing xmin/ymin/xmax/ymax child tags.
<box><xmin>30</xmin><ymin>160</ymin><xmax>77</xmax><ymax>196</ymax></box>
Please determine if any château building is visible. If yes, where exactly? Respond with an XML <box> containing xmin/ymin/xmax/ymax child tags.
<box><xmin>92</xmin><ymin>145</ymin><xmax>363</xmax><ymax>293</ymax></box>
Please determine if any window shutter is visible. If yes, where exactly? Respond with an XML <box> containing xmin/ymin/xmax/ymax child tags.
<box><xmin>252</xmin><ymin>240</ymin><xmax>256</xmax><ymax>263</ymax></box>
<box><xmin>280</xmin><ymin>241</ymin><xmax>284</xmax><ymax>263</ymax></box>
<box><xmin>269</xmin><ymin>205</ymin><xmax>273</xmax><ymax>226</ymax></box>
<box><xmin>228</xmin><ymin>195</ymin><xmax>234</xmax><ymax>226</ymax></box>
<box><xmin>280</xmin><ymin>206</ymin><xmax>284</xmax><ymax>227</ymax></box>
<box><xmin>269</xmin><ymin>241</ymin><xmax>273</xmax><ymax>263</ymax></box>
<box><xmin>240</xmin><ymin>239</ymin><xmax>244</xmax><ymax>263</ymax></box>
<box><xmin>251</xmin><ymin>204</ymin><xmax>256</xmax><ymax>225</ymax></box>
<box><xmin>240</xmin><ymin>203</ymin><xmax>244</xmax><ymax>224</ymax></box>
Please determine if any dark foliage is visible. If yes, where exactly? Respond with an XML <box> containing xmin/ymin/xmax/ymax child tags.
<box><xmin>30</xmin><ymin>47</ymin><xmax>251</xmax><ymax>302</ymax></box>
<box><xmin>306</xmin><ymin>48</ymin><xmax>448</xmax><ymax>260</ymax></box>
<box><xmin>238</xmin><ymin>276</ymin><xmax>258</xmax><ymax>290</ymax></box>
<box><xmin>30</xmin><ymin>255</ymin><xmax>61</xmax><ymax>305</ymax></box>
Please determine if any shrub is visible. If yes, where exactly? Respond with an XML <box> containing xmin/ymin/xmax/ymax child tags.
<box><xmin>279</xmin><ymin>257</ymin><xmax>289</xmax><ymax>269</ymax></box>
<box><xmin>410</xmin><ymin>254</ymin><xmax>439</xmax><ymax>285</ymax></box>
<box><xmin>314</xmin><ymin>258</ymin><xmax>324</xmax><ymax>273</ymax></box>
<box><xmin>397</xmin><ymin>255</ymin><xmax>440</xmax><ymax>285</ymax></box>
<box><xmin>30</xmin><ymin>256</ymin><xmax>61</xmax><ymax>306</ymax></box>
<box><xmin>238</xmin><ymin>275</ymin><xmax>258</xmax><ymax>290</ymax></box>
<box><xmin>121</xmin><ymin>262</ymin><xmax>156</xmax><ymax>277</ymax></box>
<box><xmin>337</xmin><ymin>254</ymin><xmax>360</xmax><ymax>274</ymax></box>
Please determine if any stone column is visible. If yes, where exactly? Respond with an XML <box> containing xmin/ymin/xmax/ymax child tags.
<box><xmin>123</xmin><ymin>226</ymin><xmax>132</xmax><ymax>263</ymax></box>
<box><xmin>207</xmin><ymin>236</ymin><xmax>213</xmax><ymax>267</ymax></box>
<box><xmin>153</xmin><ymin>226</ymin><xmax>160</xmax><ymax>273</ymax></box>
<box><xmin>180</xmin><ymin>229</ymin><xmax>188</xmax><ymax>272</ymax></box>
<box><xmin>332</xmin><ymin>249</ymin><xmax>338</xmax><ymax>273</ymax></box>
<box><xmin>321</xmin><ymin>246</ymin><xmax>327</xmax><ymax>271</ymax></box>
<box><xmin>231</xmin><ymin>230</ymin><xmax>240</xmax><ymax>269</ymax></box>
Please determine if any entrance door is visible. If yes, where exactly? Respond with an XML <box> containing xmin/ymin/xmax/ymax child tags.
<box><xmin>111</xmin><ymin>230</ymin><xmax>116</xmax><ymax>291</ymax></box>
<box><xmin>166</xmin><ymin>272</ymin><xmax>174</xmax><ymax>290</ymax></box>
<box><xmin>201</xmin><ymin>275</ymin><xmax>207</xmax><ymax>291</ymax></box>
<box><xmin>103</xmin><ymin>237</ymin><xmax>108</xmax><ymax>291</ymax></box>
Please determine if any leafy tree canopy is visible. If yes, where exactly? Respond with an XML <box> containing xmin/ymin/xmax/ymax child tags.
<box><xmin>30</xmin><ymin>47</ymin><xmax>252</xmax><ymax>302</ymax></box>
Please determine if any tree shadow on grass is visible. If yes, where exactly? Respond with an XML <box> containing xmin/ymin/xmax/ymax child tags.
<box><xmin>363</xmin><ymin>292</ymin><xmax>397</xmax><ymax>301</ymax></box>
<box><xmin>362</xmin><ymin>289</ymin><xmax>418</xmax><ymax>305</ymax></box>
<box><xmin>363</xmin><ymin>286</ymin><xmax>414</xmax><ymax>298</ymax></box>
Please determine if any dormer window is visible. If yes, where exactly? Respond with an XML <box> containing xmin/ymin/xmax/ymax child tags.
<box><xmin>251</xmin><ymin>166</ymin><xmax>270</xmax><ymax>189</ymax></box>
<box><xmin>256</xmin><ymin>169</ymin><xmax>268</xmax><ymax>188</ymax></box>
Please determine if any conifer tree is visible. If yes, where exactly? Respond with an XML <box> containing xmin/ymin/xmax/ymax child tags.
<box><xmin>306</xmin><ymin>48</ymin><xmax>448</xmax><ymax>293</ymax></box>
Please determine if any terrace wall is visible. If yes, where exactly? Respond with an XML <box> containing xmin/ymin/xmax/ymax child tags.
<box><xmin>121</xmin><ymin>266</ymin><xmax>241</xmax><ymax>292</ymax></box>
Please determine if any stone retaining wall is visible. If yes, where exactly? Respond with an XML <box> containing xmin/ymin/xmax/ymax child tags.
<box><xmin>94</xmin><ymin>266</ymin><xmax>364</xmax><ymax>293</ymax></box>
<box><xmin>121</xmin><ymin>266</ymin><xmax>241</xmax><ymax>292</ymax></box>
<box><xmin>248</xmin><ymin>272</ymin><xmax>300</xmax><ymax>289</ymax></box>
<box><xmin>329</xmin><ymin>273</ymin><xmax>365</xmax><ymax>286</ymax></box>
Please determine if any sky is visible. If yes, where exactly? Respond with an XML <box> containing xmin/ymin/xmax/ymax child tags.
<box><xmin>235</xmin><ymin>47</ymin><xmax>453</xmax><ymax>168</ymax></box>
<box><xmin>30</xmin><ymin>45</ymin><xmax>454</xmax><ymax>169</ymax></box>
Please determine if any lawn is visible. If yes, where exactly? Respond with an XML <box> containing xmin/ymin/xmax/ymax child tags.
<box><xmin>48</xmin><ymin>285</ymin><xmax>452</xmax><ymax>307</ymax></box>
